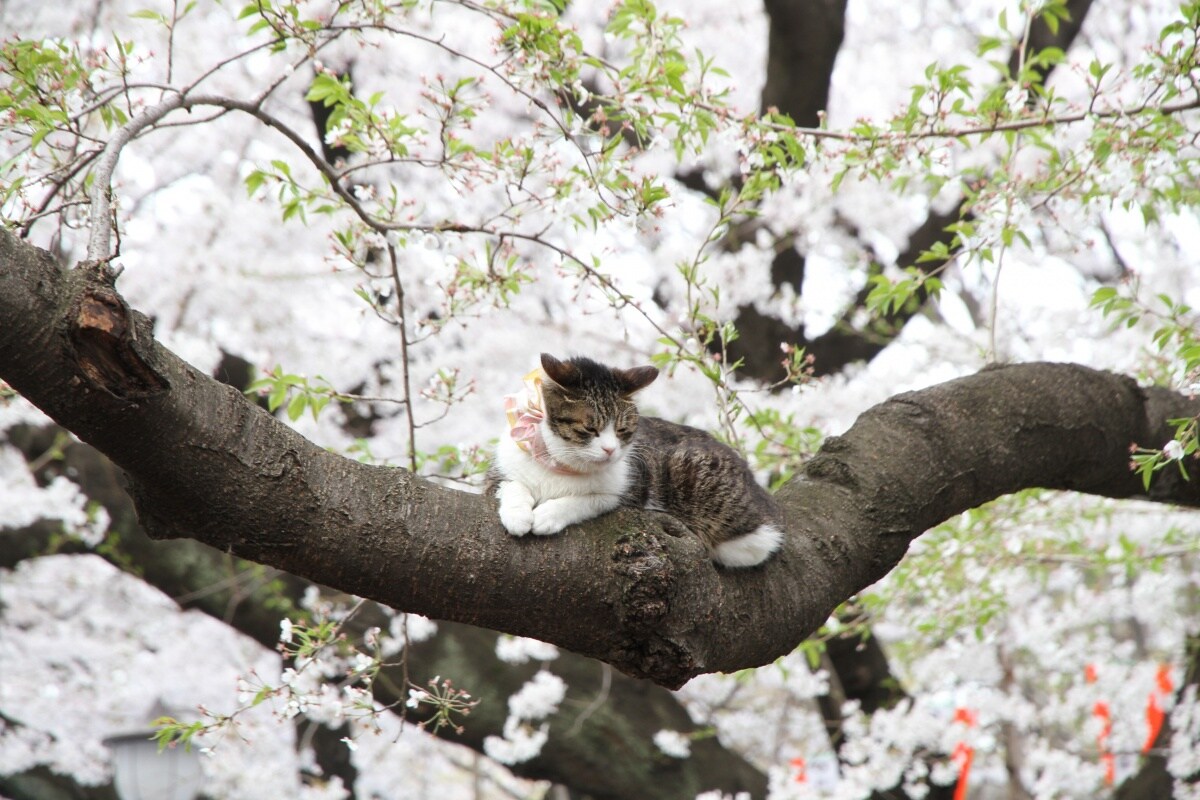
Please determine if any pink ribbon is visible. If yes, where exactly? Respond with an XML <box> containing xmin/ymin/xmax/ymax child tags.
<box><xmin>505</xmin><ymin>368</ymin><xmax>547</xmax><ymax>453</ymax></box>
<box><xmin>503</xmin><ymin>368</ymin><xmax>584</xmax><ymax>476</ymax></box>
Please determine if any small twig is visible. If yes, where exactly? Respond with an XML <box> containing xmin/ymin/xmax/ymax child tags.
<box><xmin>166</xmin><ymin>0</ymin><xmax>180</xmax><ymax>85</ymax></box>
<box><xmin>387</xmin><ymin>243</ymin><xmax>419</xmax><ymax>473</ymax></box>
<box><xmin>333</xmin><ymin>391</ymin><xmax>407</xmax><ymax>406</ymax></box>
<box><xmin>564</xmin><ymin>663</ymin><xmax>612</xmax><ymax>737</ymax></box>
<box><xmin>173</xmin><ymin>565</ymin><xmax>280</xmax><ymax>605</ymax></box>
<box><xmin>987</xmin><ymin>9</ymin><xmax>1037</xmax><ymax>361</ymax></box>
<box><xmin>1098</xmin><ymin>216</ymin><xmax>1134</xmax><ymax>277</ymax></box>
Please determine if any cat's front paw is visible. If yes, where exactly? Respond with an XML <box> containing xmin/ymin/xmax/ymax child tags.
<box><xmin>500</xmin><ymin>501</ymin><xmax>534</xmax><ymax>536</ymax></box>
<box><xmin>496</xmin><ymin>481</ymin><xmax>535</xmax><ymax>536</ymax></box>
<box><xmin>531</xmin><ymin>497</ymin><xmax>582</xmax><ymax>536</ymax></box>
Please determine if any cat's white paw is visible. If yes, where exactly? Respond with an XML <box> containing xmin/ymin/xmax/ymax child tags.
<box><xmin>531</xmin><ymin>497</ymin><xmax>583</xmax><ymax>536</ymax></box>
<box><xmin>500</xmin><ymin>501</ymin><xmax>534</xmax><ymax>536</ymax></box>
<box><xmin>497</xmin><ymin>481</ymin><xmax>535</xmax><ymax>536</ymax></box>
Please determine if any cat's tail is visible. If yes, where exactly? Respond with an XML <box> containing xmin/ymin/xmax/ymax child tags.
<box><xmin>711</xmin><ymin>524</ymin><xmax>783</xmax><ymax>568</ymax></box>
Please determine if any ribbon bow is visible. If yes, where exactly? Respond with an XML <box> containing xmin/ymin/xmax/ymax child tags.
<box><xmin>505</xmin><ymin>368</ymin><xmax>548</xmax><ymax>455</ymax></box>
<box><xmin>503</xmin><ymin>368</ymin><xmax>584</xmax><ymax>475</ymax></box>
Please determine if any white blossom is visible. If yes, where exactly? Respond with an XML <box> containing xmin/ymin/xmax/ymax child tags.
<box><xmin>482</xmin><ymin>722</ymin><xmax>549</xmax><ymax>765</ymax></box>
<box><xmin>495</xmin><ymin>635</ymin><xmax>560</xmax><ymax>665</ymax></box>
<box><xmin>385</xmin><ymin>614</ymin><xmax>438</xmax><ymax>657</ymax></box>
<box><xmin>653</xmin><ymin>729</ymin><xmax>692</xmax><ymax>759</ymax></box>
<box><xmin>1169</xmin><ymin>686</ymin><xmax>1200</xmax><ymax>786</ymax></box>
<box><xmin>405</xmin><ymin>689</ymin><xmax>429</xmax><ymax>709</ymax></box>
<box><xmin>507</xmin><ymin>670</ymin><xmax>566</xmax><ymax>721</ymax></box>
<box><xmin>0</xmin><ymin>448</ymin><xmax>110</xmax><ymax>545</ymax></box>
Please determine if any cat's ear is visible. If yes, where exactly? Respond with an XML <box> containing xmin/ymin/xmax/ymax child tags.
<box><xmin>616</xmin><ymin>365</ymin><xmax>658</xmax><ymax>395</ymax></box>
<box><xmin>540</xmin><ymin>353</ymin><xmax>581</xmax><ymax>388</ymax></box>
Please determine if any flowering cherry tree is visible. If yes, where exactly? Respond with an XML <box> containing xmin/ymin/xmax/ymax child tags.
<box><xmin>2</xmin><ymin>0</ymin><xmax>1200</xmax><ymax>798</ymax></box>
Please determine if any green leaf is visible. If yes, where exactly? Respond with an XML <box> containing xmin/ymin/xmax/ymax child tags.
<box><xmin>309</xmin><ymin>395</ymin><xmax>331</xmax><ymax>421</ymax></box>
<box><xmin>238</xmin><ymin>1</ymin><xmax>269</xmax><ymax>19</ymax></box>
<box><xmin>129</xmin><ymin>9</ymin><xmax>169</xmax><ymax>23</ymax></box>
<box><xmin>286</xmin><ymin>392</ymin><xmax>307</xmax><ymax>421</ymax></box>
<box><xmin>244</xmin><ymin>170</ymin><xmax>266</xmax><ymax>196</ymax></box>
<box><xmin>29</xmin><ymin>126</ymin><xmax>50</xmax><ymax>150</ymax></box>
<box><xmin>268</xmin><ymin>384</ymin><xmax>287</xmax><ymax>412</ymax></box>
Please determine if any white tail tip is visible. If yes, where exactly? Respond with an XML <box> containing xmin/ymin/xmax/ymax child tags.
<box><xmin>712</xmin><ymin>524</ymin><xmax>783</xmax><ymax>568</ymax></box>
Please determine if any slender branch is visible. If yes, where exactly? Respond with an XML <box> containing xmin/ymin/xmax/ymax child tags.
<box><xmin>761</xmin><ymin>93</ymin><xmax>1200</xmax><ymax>143</ymax></box>
<box><xmin>80</xmin><ymin>21</ymin><xmax>349</xmax><ymax>261</ymax></box>
<box><xmin>387</xmin><ymin>243</ymin><xmax>419</xmax><ymax>473</ymax></box>
<box><xmin>183</xmin><ymin>94</ymin><xmax>389</xmax><ymax>231</ymax></box>
<box><xmin>166</xmin><ymin>0</ymin><xmax>180</xmax><ymax>85</ymax></box>
<box><xmin>987</xmin><ymin>11</ymin><xmax>1037</xmax><ymax>361</ymax></box>
<box><xmin>85</xmin><ymin>92</ymin><xmax>184</xmax><ymax>261</ymax></box>
<box><xmin>324</xmin><ymin>21</ymin><xmax>610</xmax><ymax>203</ymax></box>
<box><xmin>155</xmin><ymin>91</ymin><xmax>684</xmax><ymax>351</ymax></box>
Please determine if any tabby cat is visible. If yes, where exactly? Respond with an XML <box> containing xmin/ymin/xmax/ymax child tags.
<box><xmin>487</xmin><ymin>353</ymin><xmax>784</xmax><ymax>567</ymax></box>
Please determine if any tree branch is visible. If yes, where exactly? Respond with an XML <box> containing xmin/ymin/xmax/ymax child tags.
<box><xmin>2</xmin><ymin>227</ymin><xmax>1198</xmax><ymax>689</ymax></box>
<box><xmin>760</xmin><ymin>0</ymin><xmax>847</xmax><ymax>128</ymax></box>
<box><xmin>86</xmin><ymin>94</ymin><xmax>185</xmax><ymax>261</ymax></box>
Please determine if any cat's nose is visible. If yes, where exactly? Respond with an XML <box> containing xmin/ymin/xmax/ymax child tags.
<box><xmin>601</xmin><ymin>445</ymin><xmax>616</xmax><ymax>456</ymax></box>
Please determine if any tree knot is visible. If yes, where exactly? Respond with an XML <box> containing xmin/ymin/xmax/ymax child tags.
<box><xmin>67</xmin><ymin>265</ymin><xmax>168</xmax><ymax>399</ymax></box>
<box><xmin>612</xmin><ymin>531</ymin><xmax>673</xmax><ymax>632</ymax></box>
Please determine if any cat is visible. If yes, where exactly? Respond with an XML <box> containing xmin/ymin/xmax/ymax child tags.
<box><xmin>486</xmin><ymin>353</ymin><xmax>784</xmax><ymax>568</ymax></box>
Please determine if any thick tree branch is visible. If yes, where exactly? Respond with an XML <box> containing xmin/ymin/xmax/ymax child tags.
<box><xmin>760</xmin><ymin>0</ymin><xmax>846</xmax><ymax>129</ymax></box>
<box><xmin>2</xmin><ymin>228</ymin><xmax>1198</xmax><ymax>690</ymax></box>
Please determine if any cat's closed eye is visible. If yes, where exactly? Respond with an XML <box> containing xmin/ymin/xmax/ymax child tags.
<box><xmin>573</xmin><ymin>425</ymin><xmax>598</xmax><ymax>438</ymax></box>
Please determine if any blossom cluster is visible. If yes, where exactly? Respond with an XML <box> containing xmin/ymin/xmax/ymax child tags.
<box><xmin>483</xmin><ymin>670</ymin><xmax>567</xmax><ymax>766</ymax></box>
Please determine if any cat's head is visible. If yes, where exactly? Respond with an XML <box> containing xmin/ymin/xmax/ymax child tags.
<box><xmin>538</xmin><ymin>353</ymin><xmax>658</xmax><ymax>471</ymax></box>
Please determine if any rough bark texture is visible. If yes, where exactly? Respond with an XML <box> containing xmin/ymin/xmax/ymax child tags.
<box><xmin>3</xmin><ymin>228</ymin><xmax>1199</xmax><ymax>693</ymax></box>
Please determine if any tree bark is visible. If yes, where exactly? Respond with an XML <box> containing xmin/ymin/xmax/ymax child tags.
<box><xmin>2</xmin><ymin>228</ymin><xmax>1198</xmax><ymax>691</ymax></box>
<box><xmin>760</xmin><ymin>0</ymin><xmax>847</xmax><ymax>128</ymax></box>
